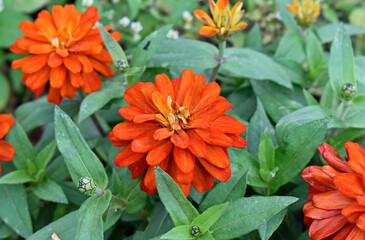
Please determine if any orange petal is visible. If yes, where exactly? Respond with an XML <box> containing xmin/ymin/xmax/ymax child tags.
<box><xmin>81</xmin><ymin>71</ymin><xmax>102</xmax><ymax>93</ymax></box>
<box><xmin>151</xmin><ymin>92</ymin><xmax>170</xmax><ymax>116</ymax></box>
<box><xmin>176</xmin><ymin>69</ymin><xmax>194</xmax><ymax>105</ymax></box>
<box><xmin>308</xmin><ymin>215</ymin><xmax>348</xmax><ymax>240</ymax></box>
<box><xmin>146</xmin><ymin>140</ymin><xmax>173</xmax><ymax>165</ymax></box>
<box><xmin>124</xmin><ymin>86</ymin><xmax>156</xmax><ymax>113</ymax></box>
<box><xmin>118</xmin><ymin>106</ymin><xmax>146</xmax><ymax>121</ymax></box>
<box><xmin>47</xmin><ymin>87</ymin><xmax>62</xmax><ymax>104</ymax></box>
<box><xmin>25</xmin><ymin>67</ymin><xmax>50</xmax><ymax>90</ymax></box>
<box><xmin>303</xmin><ymin>202</ymin><xmax>341</xmax><ymax>220</ymax></box>
<box><xmin>186</xmin><ymin>129</ymin><xmax>207</xmax><ymax>158</ymax></box>
<box><xmin>153</xmin><ymin>128</ymin><xmax>174</xmax><ymax>141</ymax></box>
<box><xmin>131</xmin><ymin>129</ymin><xmax>161</xmax><ymax>153</ymax></box>
<box><xmin>192</xmin><ymin>161</ymin><xmax>214</xmax><ymax>192</ymax></box>
<box><xmin>0</xmin><ymin>140</ymin><xmax>15</xmax><ymax>162</ymax></box>
<box><xmin>193</xmin><ymin>81</ymin><xmax>221</xmax><ymax>112</ymax></box>
<box><xmin>9</xmin><ymin>43</ymin><xmax>27</xmax><ymax>54</ymax></box>
<box><xmin>112</xmin><ymin>122</ymin><xmax>157</xmax><ymax>140</ymax></box>
<box><xmin>173</xmin><ymin>147</ymin><xmax>195</xmax><ymax>173</ymax></box>
<box><xmin>35</xmin><ymin>10</ymin><xmax>58</xmax><ymax>39</ymax></box>
<box><xmin>133</xmin><ymin>114</ymin><xmax>155</xmax><ymax>123</ymax></box>
<box><xmin>193</xmin><ymin>9</ymin><xmax>216</xmax><ymax>27</ymax></box>
<box><xmin>199</xmin><ymin>158</ymin><xmax>231</xmax><ymax>182</ymax></box>
<box><xmin>216</xmin><ymin>0</ymin><xmax>229</xmax><ymax>13</ymax></box>
<box><xmin>346</xmin><ymin>226</ymin><xmax>365</xmax><ymax>239</ymax></box>
<box><xmin>88</xmin><ymin>58</ymin><xmax>114</xmax><ymax>77</ymax></box>
<box><xmin>48</xmin><ymin>52</ymin><xmax>63</xmax><ymax>68</ymax></box>
<box><xmin>199</xmin><ymin>26</ymin><xmax>219</xmax><ymax>37</ymax></box>
<box><xmin>56</xmin><ymin>48</ymin><xmax>69</xmax><ymax>58</ymax></box>
<box><xmin>69</xmin><ymin>71</ymin><xmax>84</xmax><ymax>88</ymax></box>
<box><xmin>229</xmin><ymin>22</ymin><xmax>248</xmax><ymax>32</ymax></box>
<box><xmin>141</xmin><ymin>82</ymin><xmax>159</xmax><ymax>111</ymax></box>
<box><xmin>114</xmin><ymin>144</ymin><xmax>146</xmax><ymax>167</ymax></box>
<box><xmin>286</xmin><ymin>4</ymin><xmax>298</xmax><ymax>14</ymax></box>
<box><xmin>21</xmin><ymin>54</ymin><xmax>49</xmax><ymax>73</ymax></box>
<box><xmin>205</xmin><ymin>144</ymin><xmax>230</xmax><ymax>168</ymax></box>
<box><xmin>29</xmin><ymin>44</ymin><xmax>54</xmax><ymax>54</ymax></box>
<box><xmin>211</xmin><ymin>115</ymin><xmax>246</xmax><ymax>133</ymax></box>
<box><xmin>346</xmin><ymin>141</ymin><xmax>365</xmax><ymax>174</ymax></box>
<box><xmin>318</xmin><ymin>143</ymin><xmax>353</xmax><ymax>173</ymax></box>
<box><xmin>90</xmin><ymin>49</ymin><xmax>113</xmax><ymax>62</ymax></box>
<box><xmin>193</xmin><ymin>98</ymin><xmax>232</xmax><ymax>122</ymax></box>
<box><xmin>107</xmin><ymin>131</ymin><xmax>130</xmax><ymax>147</ymax></box>
<box><xmin>60</xmin><ymin>79</ymin><xmax>77</xmax><ymax>99</ymax></box>
<box><xmin>52</xmin><ymin>5</ymin><xmax>68</xmax><ymax>31</ymax></box>
<box><xmin>334</xmin><ymin>173</ymin><xmax>365</xmax><ymax>198</ymax></box>
<box><xmin>170</xmin><ymin>160</ymin><xmax>194</xmax><ymax>185</ymax></box>
<box><xmin>227</xmin><ymin>134</ymin><xmax>247</xmax><ymax>148</ymax></box>
<box><xmin>171</xmin><ymin>130</ymin><xmax>190</xmax><ymax>149</ymax></box>
<box><xmin>50</xmin><ymin>64</ymin><xmax>67</xmax><ymax>88</ymax></box>
<box><xmin>155</xmin><ymin>73</ymin><xmax>175</xmax><ymax>100</ymax></box>
<box><xmin>16</xmin><ymin>37</ymin><xmax>43</xmax><ymax>51</ymax></box>
<box><xmin>64</xmin><ymin>54</ymin><xmax>82</xmax><ymax>73</ymax></box>
<box><xmin>312</xmin><ymin>191</ymin><xmax>355</xmax><ymax>210</ymax></box>
<box><xmin>141</xmin><ymin>166</ymin><xmax>157</xmax><ymax>195</ymax></box>
<box><xmin>19</xmin><ymin>21</ymin><xmax>48</xmax><ymax>42</ymax></box>
<box><xmin>128</xmin><ymin>158</ymin><xmax>148</xmax><ymax>179</ymax></box>
<box><xmin>76</xmin><ymin>55</ymin><xmax>94</xmax><ymax>73</ymax></box>
<box><xmin>195</xmin><ymin>128</ymin><xmax>232</xmax><ymax>148</ymax></box>
<box><xmin>183</xmin><ymin>75</ymin><xmax>205</xmax><ymax>109</ymax></box>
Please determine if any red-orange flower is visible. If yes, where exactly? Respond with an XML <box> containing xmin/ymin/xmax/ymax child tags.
<box><xmin>0</xmin><ymin>114</ymin><xmax>15</xmax><ymax>175</ymax></box>
<box><xmin>302</xmin><ymin>141</ymin><xmax>365</xmax><ymax>239</ymax></box>
<box><xmin>194</xmin><ymin>0</ymin><xmax>247</xmax><ymax>38</ymax></box>
<box><xmin>10</xmin><ymin>4</ymin><xmax>121</xmax><ymax>104</ymax></box>
<box><xmin>109</xmin><ymin>69</ymin><xmax>246</xmax><ymax>196</ymax></box>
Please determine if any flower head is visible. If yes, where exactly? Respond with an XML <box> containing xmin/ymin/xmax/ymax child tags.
<box><xmin>109</xmin><ymin>69</ymin><xmax>246</xmax><ymax>196</ymax></box>
<box><xmin>119</xmin><ymin>16</ymin><xmax>130</xmax><ymax>27</ymax></box>
<box><xmin>82</xmin><ymin>0</ymin><xmax>93</xmax><ymax>7</ymax></box>
<box><xmin>286</xmin><ymin>0</ymin><xmax>320</xmax><ymax>28</ymax></box>
<box><xmin>131</xmin><ymin>21</ymin><xmax>143</xmax><ymax>33</ymax></box>
<box><xmin>183</xmin><ymin>11</ymin><xmax>193</xmax><ymax>29</ymax></box>
<box><xmin>302</xmin><ymin>141</ymin><xmax>365</xmax><ymax>239</ymax></box>
<box><xmin>166</xmin><ymin>29</ymin><xmax>179</xmax><ymax>39</ymax></box>
<box><xmin>193</xmin><ymin>0</ymin><xmax>247</xmax><ymax>39</ymax></box>
<box><xmin>0</xmin><ymin>114</ymin><xmax>15</xmax><ymax>175</ymax></box>
<box><xmin>10</xmin><ymin>5</ymin><xmax>121</xmax><ymax>104</ymax></box>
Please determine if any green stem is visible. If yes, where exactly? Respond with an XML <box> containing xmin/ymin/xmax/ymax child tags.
<box><xmin>209</xmin><ymin>40</ymin><xmax>226</xmax><ymax>82</ymax></box>
<box><xmin>91</xmin><ymin>114</ymin><xmax>106</xmax><ymax>137</ymax></box>
<box><xmin>330</xmin><ymin>100</ymin><xmax>350</xmax><ymax>138</ymax></box>
<box><xmin>110</xmin><ymin>194</ymin><xmax>149</xmax><ymax>221</ymax></box>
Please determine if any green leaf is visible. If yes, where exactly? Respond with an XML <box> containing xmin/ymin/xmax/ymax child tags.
<box><xmin>329</xmin><ymin>24</ymin><xmax>356</xmax><ymax>100</ymax></box>
<box><xmin>258</xmin><ymin>209</ymin><xmax>287</xmax><ymax>240</ymax></box>
<box><xmin>103</xmin><ymin>208</ymin><xmax>122</xmax><ymax>232</ymax></box>
<box><xmin>0</xmin><ymin>72</ymin><xmax>9</xmax><ymax>111</ymax></box>
<box><xmin>30</xmin><ymin>178</ymin><xmax>68</xmax><ymax>204</ymax></box>
<box><xmin>10</xmin><ymin>0</ymin><xmax>48</xmax><ymax>13</ymax></box>
<box><xmin>246</xmin><ymin>99</ymin><xmax>277</xmax><ymax>159</ymax></box>
<box><xmin>229</xmin><ymin>148</ymin><xmax>268</xmax><ymax>188</ymax></box>
<box><xmin>306</xmin><ymin>30</ymin><xmax>325</xmax><ymax>80</ymax></box>
<box><xmin>149</xmin><ymin>39</ymin><xmax>218</xmax><ymax>69</ymax></box>
<box><xmin>258</xmin><ymin>130</ymin><xmax>275</xmax><ymax>174</ymax></box>
<box><xmin>155</xmin><ymin>166</ymin><xmax>199</xmax><ymax>226</ymax></box>
<box><xmin>276</xmin><ymin>0</ymin><xmax>299</xmax><ymax>31</ymax></box>
<box><xmin>303</xmin><ymin>89</ymin><xmax>319</xmax><ymax>106</ymax></box>
<box><xmin>199</xmin><ymin>167</ymin><xmax>248</xmax><ymax>212</ymax></box>
<box><xmin>75</xmin><ymin>190</ymin><xmax>112</xmax><ymax>240</ymax></box>
<box><xmin>244</xmin><ymin>24</ymin><xmax>263</xmax><ymax>50</ymax></box>
<box><xmin>192</xmin><ymin>203</ymin><xmax>228</xmax><ymax>235</ymax></box>
<box><xmin>318</xmin><ymin>23</ymin><xmax>365</xmax><ymax>43</ymax></box>
<box><xmin>99</xmin><ymin>25</ymin><xmax>128</xmax><ymax>67</ymax></box>
<box><xmin>227</xmin><ymin>86</ymin><xmax>257</xmax><ymax>121</ymax></box>
<box><xmin>251</xmin><ymin>80</ymin><xmax>306</xmax><ymax>122</ymax></box>
<box><xmin>7</xmin><ymin>121</ymin><xmax>36</xmax><ymax>170</ymax></box>
<box><xmin>34</xmin><ymin>141</ymin><xmax>57</xmax><ymax>171</ymax></box>
<box><xmin>160</xmin><ymin>225</ymin><xmax>194</xmax><ymax>240</ymax></box>
<box><xmin>127</xmin><ymin>0</ymin><xmax>139</xmax><ymax>19</ymax></box>
<box><xmin>0</xmin><ymin>170</ymin><xmax>33</xmax><ymax>184</ymax></box>
<box><xmin>221</xmin><ymin>48</ymin><xmax>293</xmax><ymax>88</ymax></box>
<box><xmin>275</xmin><ymin>31</ymin><xmax>305</xmax><ymax>63</ymax></box>
<box><xmin>0</xmin><ymin>221</ymin><xmax>15</xmax><ymax>239</ymax></box>
<box><xmin>270</xmin><ymin>106</ymin><xmax>332</xmax><ymax>189</ymax></box>
<box><xmin>0</xmin><ymin>184</ymin><xmax>33</xmax><ymax>238</ymax></box>
<box><xmin>78</xmin><ymin>82</ymin><xmax>125</xmax><ymax>123</ymax></box>
<box><xmin>54</xmin><ymin>106</ymin><xmax>108</xmax><ymax>188</ymax></box>
<box><xmin>28</xmin><ymin>211</ymin><xmax>77</xmax><ymax>240</ymax></box>
<box><xmin>210</xmin><ymin>196</ymin><xmax>297</xmax><ymax>239</ymax></box>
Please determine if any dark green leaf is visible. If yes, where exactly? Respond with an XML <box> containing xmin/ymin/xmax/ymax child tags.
<box><xmin>306</xmin><ymin>30</ymin><xmax>325</xmax><ymax>80</ymax></box>
<box><xmin>192</xmin><ymin>203</ymin><xmax>228</xmax><ymax>235</ymax></box>
<box><xmin>0</xmin><ymin>184</ymin><xmax>32</xmax><ymax>238</ymax></box>
<box><xmin>27</xmin><ymin>211</ymin><xmax>77</xmax><ymax>240</ymax></box>
<box><xmin>54</xmin><ymin>106</ymin><xmax>108</xmax><ymax>188</ymax></box>
<box><xmin>155</xmin><ymin>166</ymin><xmax>199</xmax><ymax>226</ymax></box>
<box><xmin>329</xmin><ymin>24</ymin><xmax>356</xmax><ymax>100</ymax></box>
<box><xmin>0</xmin><ymin>170</ymin><xmax>33</xmax><ymax>184</ymax></box>
<box><xmin>258</xmin><ymin>209</ymin><xmax>287</xmax><ymax>240</ymax></box>
<box><xmin>75</xmin><ymin>190</ymin><xmax>112</xmax><ymax>240</ymax></box>
<box><xmin>7</xmin><ymin>121</ymin><xmax>36</xmax><ymax>170</ymax></box>
<box><xmin>161</xmin><ymin>225</ymin><xmax>194</xmax><ymax>240</ymax></box>
<box><xmin>0</xmin><ymin>72</ymin><xmax>9</xmax><ymax>111</ymax></box>
<box><xmin>275</xmin><ymin>31</ymin><xmax>305</xmax><ymax>63</ymax></box>
<box><xmin>30</xmin><ymin>178</ymin><xmax>68</xmax><ymax>204</ymax></box>
<box><xmin>210</xmin><ymin>196</ymin><xmax>297</xmax><ymax>239</ymax></box>
<box><xmin>258</xmin><ymin>130</ymin><xmax>275</xmax><ymax>172</ymax></box>
<box><xmin>244</xmin><ymin>24</ymin><xmax>263</xmax><ymax>50</ymax></box>
<box><xmin>34</xmin><ymin>141</ymin><xmax>57</xmax><ymax>171</ymax></box>
<box><xmin>99</xmin><ymin>25</ymin><xmax>128</xmax><ymax>67</ymax></box>
<box><xmin>0</xmin><ymin>221</ymin><xmax>14</xmax><ymax>239</ymax></box>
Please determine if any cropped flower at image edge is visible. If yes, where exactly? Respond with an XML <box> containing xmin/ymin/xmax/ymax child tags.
<box><xmin>0</xmin><ymin>114</ymin><xmax>15</xmax><ymax>175</ymax></box>
<box><xmin>302</xmin><ymin>141</ymin><xmax>365</xmax><ymax>239</ymax></box>
<box><xmin>10</xmin><ymin>4</ymin><xmax>121</xmax><ymax>104</ymax></box>
<box><xmin>109</xmin><ymin>69</ymin><xmax>246</xmax><ymax>196</ymax></box>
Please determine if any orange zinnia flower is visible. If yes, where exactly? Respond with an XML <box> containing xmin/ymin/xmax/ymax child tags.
<box><xmin>109</xmin><ymin>69</ymin><xmax>246</xmax><ymax>196</ymax></box>
<box><xmin>302</xmin><ymin>141</ymin><xmax>365</xmax><ymax>239</ymax></box>
<box><xmin>194</xmin><ymin>0</ymin><xmax>247</xmax><ymax>39</ymax></box>
<box><xmin>286</xmin><ymin>0</ymin><xmax>320</xmax><ymax>27</ymax></box>
<box><xmin>0</xmin><ymin>114</ymin><xmax>15</xmax><ymax>175</ymax></box>
<box><xmin>10</xmin><ymin>4</ymin><xmax>121</xmax><ymax>104</ymax></box>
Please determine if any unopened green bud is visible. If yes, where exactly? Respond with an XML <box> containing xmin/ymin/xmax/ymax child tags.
<box><xmin>190</xmin><ymin>226</ymin><xmax>200</xmax><ymax>237</ymax></box>
<box><xmin>342</xmin><ymin>83</ymin><xmax>356</xmax><ymax>101</ymax></box>
<box><xmin>114</xmin><ymin>60</ymin><xmax>128</xmax><ymax>72</ymax></box>
<box><xmin>78</xmin><ymin>177</ymin><xmax>96</xmax><ymax>195</ymax></box>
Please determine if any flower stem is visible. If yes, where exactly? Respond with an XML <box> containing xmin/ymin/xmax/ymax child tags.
<box><xmin>330</xmin><ymin>100</ymin><xmax>350</xmax><ymax>138</ymax></box>
<box><xmin>91</xmin><ymin>114</ymin><xmax>106</xmax><ymax>137</ymax></box>
<box><xmin>209</xmin><ymin>40</ymin><xmax>226</xmax><ymax>82</ymax></box>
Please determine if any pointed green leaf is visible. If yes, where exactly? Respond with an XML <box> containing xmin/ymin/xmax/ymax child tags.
<box><xmin>99</xmin><ymin>25</ymin><xmax>128</xmax><ymax>67</ymax></box>
<box><xmin>30</xmin><ymin>178</ymin><xmax>68</xmax><ymax>204</ymax></box>
<box><xmin>306</xmin><ymin>30</ymin><xmax>324</xmax><ymax>80</ymax></box>
<box><xmin>160</xmin><ymin>225</ymin><xmax>194</xmax><ymax>240</ymax></box>
<box><xmin>329</xmin><ymin>24</ymin><xmax>356</xmax><ymax>100</ymax></box>
<box><xmin>0</xmin><ymin>170</ymin><xmax>33</xmax><ymax>184</ymax></box>
<box><xmin>7</xmin><ymin>121</ymin><xmax>36</xmax><ymax>170</ymax></box>
<box><xmin>54</xmin><ymin>106</ymin><xmax>108</xmax><ymax>188</ymax></box>
<box><xmin>28</xmin><ymin>211</ymin><xmax>77</xmax><ymax>240</ymax></box>
<box><xmin>75</xmin><ymin>190</ymin><xmax>112</xmax><ymax>240</ymax></box>
<box><xmin>34</xmin><ymin>141</ymin><xmax>57</xmax><ymax>171</ymax></box>
<box><xmin>192</xmin><ymin>203</ymin><xmax>228</xmax><ymax>235</ymax></box>
<box><xmin>210</xmin><ymin>196</ymin><xmax>297</xmax><ymax>239</ymax></box>
<box><xmin>0</xmin><ymin>184</ymin><xmax>32</xmax><ymax>238</ymax></box>
<box><xmin>258</xmin><ymin>209</ymin><xmax>287</xmax><ymax>240</ymax></box>
<box><xmin>258</xmin><ymin>129</ymin><xmax>275</xmax><ymax>172</ymax></box>
<box><xmin>155</xmin><ymin>166</ymin><xmax>199</xmax><ymax>226</ymax></box>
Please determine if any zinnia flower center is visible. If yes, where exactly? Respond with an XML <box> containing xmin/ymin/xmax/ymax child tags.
<box><xmin>155</xmin><ymin>96</ymin><xmax>191</xmax><ymax>131</ymax></box>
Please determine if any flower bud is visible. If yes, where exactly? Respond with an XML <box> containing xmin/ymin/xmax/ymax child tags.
<box><xmin>190</xmin><ymin>226</ymin><xmax>200</xmax><ymax>237</ymax></box>
<box><xmin>78</xmin><ymin>177</ymin><xmax>96</xmax><ymax>195</ymax></box>
<box><xmin>341</xmin><ymin>83</ymin><xmax>356</xmax><ymax>101</ymax></box>
<box><xmin>114</xmin><ymin>60</ymin><xmax>128</xmax><ymax>72</ymax></box>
